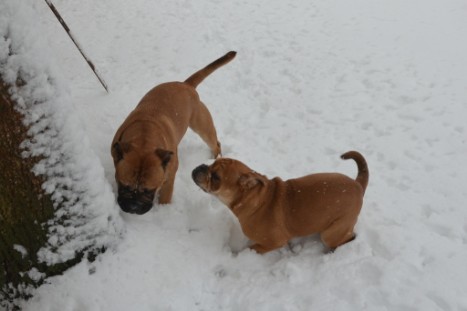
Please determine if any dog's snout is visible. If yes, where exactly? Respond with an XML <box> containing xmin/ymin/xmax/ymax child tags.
<box><xmin>192</xmin><ymin>164</ymin><xmax>209</xmax><ymax>184</ymax></box>
<box><xmin>117</xmin><ymin>198</ymin><xmax>153</xmax><ymax>215</ymax></box>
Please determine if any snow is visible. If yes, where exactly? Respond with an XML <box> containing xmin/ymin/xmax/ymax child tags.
<box><xmin>2</xmin><ymin>0</ymin><xmax>466</xmax><ymax>310</ymax></box>
<box><xmin>12</xmin><ymin>245</ymin><xmax>28</xmax><ymax>259</ymax></box>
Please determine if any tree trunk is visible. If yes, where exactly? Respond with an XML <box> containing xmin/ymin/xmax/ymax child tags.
<box><xmin>0</xmin><ymin>80</ymin><xmax>80</xmax><ymax>308</ymax></box>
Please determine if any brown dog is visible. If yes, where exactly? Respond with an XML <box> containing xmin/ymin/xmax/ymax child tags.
<box><xmin>192</xmin><ymin>151</ymin><xmax>369</xmax><ymax>253</ymax></box>
<box><xmin>111</xmin><ymin>51</ymin><xmax>236</xmax><ymax>214</ymax></box>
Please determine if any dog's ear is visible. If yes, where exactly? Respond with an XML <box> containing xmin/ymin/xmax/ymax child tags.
<box><xmin>155</xmin><ymin>149</ymin><xmax>174</xmax><ymax>168</ymax></box>
<box><xmin>239</xmin><ymin>172</ymin><xmax>266</xmax><ymax>190</ymax></box>
<box><xmin>112</xmin><ymin>142</ymin><xmax>130</xmax><ymax>162</ymax></box>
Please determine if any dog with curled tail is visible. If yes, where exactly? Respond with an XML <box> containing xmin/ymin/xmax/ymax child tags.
<box><xmin>192</xmin><ymin>151</ymin><xmax>369</xmax><ymax>253</ymax></box>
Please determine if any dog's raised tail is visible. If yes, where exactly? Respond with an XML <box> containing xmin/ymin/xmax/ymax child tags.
<box><xmin>184</xmin><ymin>51</ymin><xmax>237</xmax><ymax>88</ymax></box>
<box><xmin>341</xmin><ymin>151</ymin><xmax>369</xmax><ymax>194</ymax></box>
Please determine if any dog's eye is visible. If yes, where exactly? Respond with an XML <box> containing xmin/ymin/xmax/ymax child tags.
<box><xmin>209</xmin><ymin>172</ymin><xmax>221</xmax><ymax>191</ymax></box>
<box><xmin>211</xmin><ymin>172</ymin><xmax>220</xmax><ymax>182</ymax></box>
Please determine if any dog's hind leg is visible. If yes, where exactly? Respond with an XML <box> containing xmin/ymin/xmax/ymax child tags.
<box><xmin>189</xmin><ymin>101</ymin><xmax>221</xmax><ymax>158</ymax></box>
<box><xmin>320</xmin><ymin>218</ymin><xmax>357</xmax><ymax>250</ymax></box>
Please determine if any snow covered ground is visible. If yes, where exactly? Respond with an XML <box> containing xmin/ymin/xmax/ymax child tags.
<box><xmin>17</xmin><ymin>0</ymin><xmax>467</xmax><ymax>310</ymax></box>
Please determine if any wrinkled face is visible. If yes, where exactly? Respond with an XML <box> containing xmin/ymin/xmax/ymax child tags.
<box><xmin>191</xmin><ymin>158</ymin><xmax>264</xmax><ymax>207</ymax></box>
<box><xmin>112</xmin><ymin>142</ymin><xmax>172</xmax><ymax>215</ymax></box>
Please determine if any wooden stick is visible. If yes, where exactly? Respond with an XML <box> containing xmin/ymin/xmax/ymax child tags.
<box><xmin>44</xmin><ymin>0</ymin><xmax>109</xmax><ymax>93</ymax></box>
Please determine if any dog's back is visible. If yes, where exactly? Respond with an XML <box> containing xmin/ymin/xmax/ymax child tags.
<box><xmin>283</xmin><ymin>151</ymin><xmax>369</xmax><ymax>247</ymax></box>
<box><xmin>119</xmin><ymin>51</ymin><xmax>238</xmax><ymax>140</ymax></box>
<box><xmin>283</xmin><ymin>172</ymin><xmax>363</xmax><ymax>237</ymax></box>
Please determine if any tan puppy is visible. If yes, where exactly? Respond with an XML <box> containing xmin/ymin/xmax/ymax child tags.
<box><xmin>112</xmin><ymin>51</ymin><xmax>236</xmax><ymax>214</ymax></box>
<box><xmin>192</xmin><ymin>151</ymin><xmax>369</xmax><ymax>253</ymax></box>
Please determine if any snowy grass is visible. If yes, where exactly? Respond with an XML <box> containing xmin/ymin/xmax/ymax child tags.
<box><xmin>14</xmin><ymin>0</ymin><xmax>467</xmax><ymax>310</ymax></box>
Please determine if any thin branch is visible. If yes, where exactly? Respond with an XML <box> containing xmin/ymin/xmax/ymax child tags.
<box><xmin>44</xmin><ymin>0</ymin><xmax>109</xmax><ymax>93</ymax></box>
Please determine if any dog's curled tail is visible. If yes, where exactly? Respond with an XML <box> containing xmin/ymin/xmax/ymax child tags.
<box><xmin>341</xmin><ymin>151</ymin><xmax>369</xmax><ymax>194</ymax></box>
<box><xmin>184</xmin><ymin>51</ymin><xmax>237</xmax><ymax>88</ymax></box>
